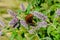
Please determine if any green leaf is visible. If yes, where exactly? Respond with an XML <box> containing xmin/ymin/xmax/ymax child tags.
<box><xmin>10</xmin><ymin>33</ymin><xmax>15</xmax><ymax>40</ymax></box>
<box><xmin>16</xmin><ymin>35</ymin><xmax>22</xmax><ymax>40</ymax></box>
<box><xmin>47</xmin><ymin>26</ymin><xmax>55</xmax><ymax>36</ymax></box>
<box><xmin>26</xmin><ymin>4</ymin><xmax>31</xmax><ymax>15</ymax></box>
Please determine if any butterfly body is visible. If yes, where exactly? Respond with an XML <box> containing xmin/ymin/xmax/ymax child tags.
<box><xmin>25</xmin><ymin>14</ymin><xmax>35</xmax><ymax>26</ymax></box>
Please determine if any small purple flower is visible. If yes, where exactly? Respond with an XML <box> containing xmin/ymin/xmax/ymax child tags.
<box><xmin>37</xmin><ymin>21</ymin><xmax>47</xmax><ymax>27</ymax></box>
<box><xmin>31</xmin><ymin>11</ymin><xmax>47</xmax><ymax>21</ymax></box>
<box><xmin>35</xmin><ymin>21</ymin><xmax>47</xmax><ymax>30</ymax></box>
<box><xmin>28</xmin><ymin>21</ymin><xmax>47</xmax><ymax>34</ymax></box>
<box><xmin>20</xmin><ymin>3</ymin><xmax>26</xmax><ymax>11</ymax></box>
<box><xmin>28</xmin><ymin>29</ymin><xmax>35</xmax><ymax>34</ymax></box>
<box><xmin>0</xmin><ymin>20</ymin><xmax>5</xmax><ymax>27</ymax></box>
<box><xmin>7</xmin><ymin>9</ymin><xmax>17</xmax><ymax>17</ymax></box>
<box><xmin>0</xmin><ymin>31</ymin><xmax>2</xmax><ymax>36</ymax></box>
<box><xmin>0</xmin><ymin>29</ymin><xmax>3</xmax><ymax>36</ymax></box>
<box><xmin>56</xmin><ymin>9</ymin><xmax>60</xmax><ymax>16</ymax></box>
<box><xmin>9</xmin><ymin>17</ymin><xmax>18</xmax><ymax>26</ymax></box>
<box><xmin>20</xmin><ymin>20</ymin><xmax>28</xmax><ymax>29</ymax></box>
